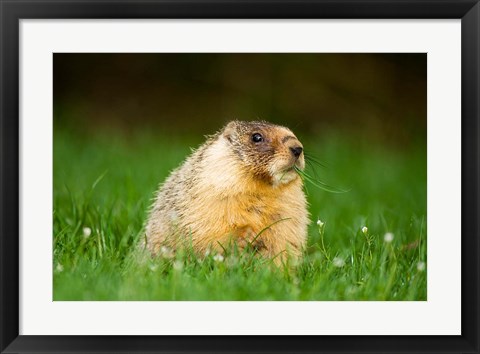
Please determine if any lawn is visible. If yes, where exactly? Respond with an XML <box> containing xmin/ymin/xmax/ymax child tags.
<box><xmin>53</xmin><ymin>128</ymin><xmax>427</xmax><ymax>300</ymax></box>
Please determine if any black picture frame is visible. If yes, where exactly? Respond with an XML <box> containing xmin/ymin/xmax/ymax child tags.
<box><xmin>1</xmin><ymin>1</ymin><xmax>478</xmax><ymax>353</ymax></box>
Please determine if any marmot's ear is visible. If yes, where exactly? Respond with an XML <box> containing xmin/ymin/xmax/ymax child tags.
<box><xmin>223</xmin><ymin>121</ymin><xmax>237</xmax><ymax>143</ymax></box>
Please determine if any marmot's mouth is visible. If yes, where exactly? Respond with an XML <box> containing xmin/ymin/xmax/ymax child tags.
<box><xmin>294</xmin><ymin>160</ymin><xmax>305</xmax><ymax>171</ymax></box>
<box><xmin>282</xmin><ymin>165</ymin><xmax>296</xmax><ymax>173</ymax></box>
<box><xmin>283</xmin><ymin>163</ymin><xmax>302</xmax><ymax>173</ymax></box>
<box><xmin>276</xmin><ymin>159</ymin><xmax>304</xmax><ymax>175</ymax></box>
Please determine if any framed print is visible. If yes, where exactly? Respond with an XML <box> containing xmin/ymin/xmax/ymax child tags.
<box><xmin>1</xmin><ymin>0</ymin><xmax>479</xmax><ymax>353</ymax></box>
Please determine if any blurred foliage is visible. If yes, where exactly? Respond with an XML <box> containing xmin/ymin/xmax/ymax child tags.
<box><xmin>54</xmin><ymin>53</ymin><xmax>426</xmax><ymax>146</ymax></box>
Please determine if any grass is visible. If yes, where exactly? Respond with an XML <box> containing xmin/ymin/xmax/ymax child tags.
<box><xmin>53</xmin><ymin>128</ymin><xmax>427</xmax><ymax>300</ymax></box>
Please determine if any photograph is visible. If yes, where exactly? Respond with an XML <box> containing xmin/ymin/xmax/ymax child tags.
<box><xmin>2</xmin><ymin>0</ymin><xmax>478</xmax><ymax>351</ymax></box>
<box><xmin>53</xmin><ymin>53</ymin><xmax>427</xmax><ymax>301</ymax></box>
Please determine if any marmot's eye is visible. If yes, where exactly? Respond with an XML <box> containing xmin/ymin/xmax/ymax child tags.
<box><xmin>252</xmin><ymin>133</ymin><xmax>264</xmax><ymax>143</ymax></box>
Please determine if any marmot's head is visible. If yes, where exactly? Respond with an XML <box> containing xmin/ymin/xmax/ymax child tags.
<box><xmin>222</xmin><ymin>120</ymin><xmax>305</xmax><ymax>186</ymax></box>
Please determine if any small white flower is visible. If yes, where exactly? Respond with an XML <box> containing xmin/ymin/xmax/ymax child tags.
<box><xmin>384</xmin><ymin>232</ymin><xmax>394</xmax><ymax>243</ymax></box>
<box><xmin>332</xmin><ymin>257</ymin><xmax>345</xmax><ymax>268</ymax></box>
<box><xmin>173</xmin><ymin>260</ymin><xmax>184</xmax><ymax>271</ymax></box>
<box><xmin>316</xmin><ymin>219</ymin><xmax>324</xmax><ymax>227</ymax></box>
<box><xmin>82</xmin><ymin>227</ymin><xmax>92</xmax><ymax>238</ymax></box>
<box><xmin>204</xmin><ymin>249</ymin><xmax>211</xmax><ymax>257</ymax></box>
<box><xmin>213</xmin><ymin>254</ymin><xmax>224</xmax><ymax>262</ymax></box>
<box><xmin>226</xmin><ymin>256</ymin><xmax>239</xmax><ymax>267</ymax></box>
<box><xmin>160</xmin><ymin>246</ymin><xmax>174</xmax><ymax>259</ymax></box>
<box><xmin>361</xmin><ymin>226</ymin><xmax>368</xmax><ymax>235</ymax></box>
<box><xmin>55</xmin><ymin>263</ymin><xmax>64</xmax><ymax>272</ymax></box>
<box><xmin>417</xmin><ymin>261</ymin><xmax>426</xmax><ymax>272</ymax></box>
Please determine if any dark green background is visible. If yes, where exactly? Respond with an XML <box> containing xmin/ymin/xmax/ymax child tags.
<box><xmin>54</xmin><ymin>53</ymin><xmax>426</xmax><ymax>146</ymax></box>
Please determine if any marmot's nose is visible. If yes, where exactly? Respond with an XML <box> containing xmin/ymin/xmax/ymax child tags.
<box><xmin>290</xmin><ymin>146</ymin><xmax>303</xmax><ymax>158</ymax></box>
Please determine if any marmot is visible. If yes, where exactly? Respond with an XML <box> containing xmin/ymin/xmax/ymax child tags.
<box><xmin>144</xmin><ymin>120</ymin><xmax>309</xmax><ymax>264</ymax></box>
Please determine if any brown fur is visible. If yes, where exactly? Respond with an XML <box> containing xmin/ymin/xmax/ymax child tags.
<box><xmin>144</xmin><ymin>121</ymin><xmax>310</xmax><ymax>264</ymax></box>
